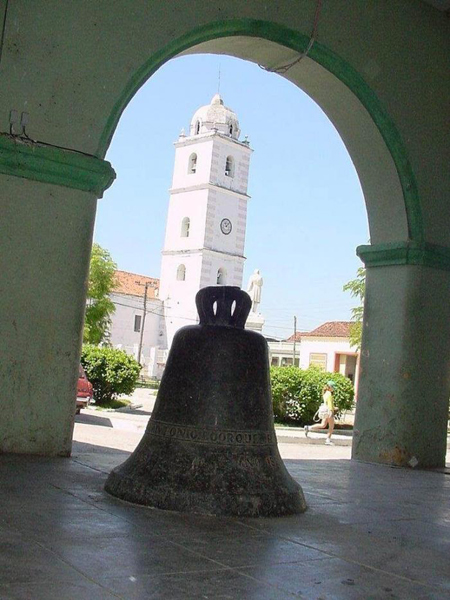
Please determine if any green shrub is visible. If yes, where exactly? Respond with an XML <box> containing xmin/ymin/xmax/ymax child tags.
<box><xmin>81</xmin><ymin>345</ymin><xmax>141</xmax><ymax>405</ymax></box>
<box><xmin>270</xmin><ymin>366</ymin><xmax>354</xmax><ymax>425</ymax></box>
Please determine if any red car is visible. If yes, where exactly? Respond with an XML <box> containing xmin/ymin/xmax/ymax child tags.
<box><xmin>76</xmin><ymin>364</ymin><xmax>93</xmax><ymax>413</ymax></box>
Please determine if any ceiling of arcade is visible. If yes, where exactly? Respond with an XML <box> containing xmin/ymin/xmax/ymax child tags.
<box><xmin>0</xmin><ymin>0</ymin><xmax>448</xmax><ymax>245</ymax></box>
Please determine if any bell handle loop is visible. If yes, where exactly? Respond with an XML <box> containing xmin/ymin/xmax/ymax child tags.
<box><xmin>196</xmin><ymin>286</ymin><xmax>251</xmax><ymax>328</ymax></box>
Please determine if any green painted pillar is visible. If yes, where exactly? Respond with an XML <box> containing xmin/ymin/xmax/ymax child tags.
<box><xmin>0</xmin><ymin>137</ymin><xmax>114</xmax><ymax>456</ymax></box>
<box><xmin>353</xmin><ymin>247</ymin><xmax>450</xmax><ymax>469</ymax></box>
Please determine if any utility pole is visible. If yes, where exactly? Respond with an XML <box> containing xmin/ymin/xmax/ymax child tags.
<box><xmin>293</xmin><ymin>315</ymin><xmax>297</xmax><ymax>367</ymax></box>
<box><xmin>136</xmin><ymin>281</ymin><xmax>151</xmax><ymax>365</ymax></box>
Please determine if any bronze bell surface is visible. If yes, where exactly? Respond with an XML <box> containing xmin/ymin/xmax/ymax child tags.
<box><xmin>105</xmin><ymin>286</ymin><xmax>307</xmax><ymax>517</ymax></box>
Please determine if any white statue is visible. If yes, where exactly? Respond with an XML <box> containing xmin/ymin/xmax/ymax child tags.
<box><xmin>247</xmin><ymin>269</ymin><xmax>263</xmax><ymax>314</ymax></box>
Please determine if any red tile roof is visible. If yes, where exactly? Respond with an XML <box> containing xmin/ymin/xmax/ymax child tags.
<box><xmin>112</xmin><ymin>270</ymin><xmax>160</xmax><ymax>299</ymax></box>
<box><xmin>285</xmin><ymin>321</ymin><xmax>353</xmax><ymax>341</ymax></box>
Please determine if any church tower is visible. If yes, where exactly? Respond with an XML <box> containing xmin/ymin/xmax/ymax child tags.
<box><xmin>159</xmin><ymin>94</ymin><xmax>253</xmax><ymax>346</ymax></box>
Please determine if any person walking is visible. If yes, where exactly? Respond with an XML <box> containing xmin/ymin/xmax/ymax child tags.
<box><xmin>304</xmin><ymin>381</ymin><xmax>336</xmax><ymax>445</ymax></box>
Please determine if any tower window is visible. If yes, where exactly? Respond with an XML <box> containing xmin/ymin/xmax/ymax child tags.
<box><xmin>195</xmin><ymin>120</ymin><xmax>201</xmax><ymax>135</ymax></box>
<box><xmin>225</xmin><ymin>156</ymin><xmax>234</xmax><ymax>177</ymax></box>
<box><xmin>188</xmin><ymin>153</ymin><xmax>197</xmax><ymax>174</ymax></box>
<box><xmin>217</xmin><ymin>268</ymin><xmax>227</xmax><ymax>285</ymax></box>
<box><xmin>229</xmin><ymin>124</ymin><xmax>233</xmax><ymax>135</ymax></box>
<box><xmin>177</xmin><ymin>264</ymin><xmax>186</xmax><ymax>281</ymax></box>
<box><xmin>181</xmin><ymin>217</ymin><xmax>190</xmax><ymax>238</ymax></box>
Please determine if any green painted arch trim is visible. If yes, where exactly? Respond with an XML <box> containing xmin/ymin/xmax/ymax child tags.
<box><xmin>96</xmin><ymin>18</ymin><xmax>423</xmax><ymax>242</ymax></box>
<box><xmin>357</xmin><ymin>242</ymin><xmax>450</xmax><ymax>272</ymax></box>
<box><xmin>0</xmin><ymin>134</ymin><xmax>115</xmax><ymax>197</ymax></box>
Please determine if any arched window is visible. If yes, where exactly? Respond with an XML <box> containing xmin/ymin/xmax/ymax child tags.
<box><xmin>229</xmin><ymin>124</ymin><xmax>233</xmax><ymax>136</ymax></box>
<box><xmin>188</xmin><ymin>153</ymin><xmax>197</xmax><ymax>174</ymax></box>
<box><xmin>195</xmin><ymin>120</ymin><xmax>201</xmax><ymax>135</ymax></box>
<box><xmin>217</xmin><ymin>268</ymin><xmax>227</xmax><ymax>285</ymax></box>
<box><xmin>181</xmin><ymin>217</ymin><xmax>190</xmax><ymax>238</ymax></box>
<box><xmin>176</xmin><ymin>264</ymin><xmax>186</xmax><ymax>281</ymax></box>
<box><xmin>225</xmin><ymin>156</ymin><xmax>234</xmax><ymax>177</ymax></box>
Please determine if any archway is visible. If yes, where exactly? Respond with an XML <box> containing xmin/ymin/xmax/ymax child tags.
<box><xmin>97</xmin><ymin>20</ymin><xmax>420</xmax><ymax>248</ymax></box>
<box><xmin>2</xmin><ymin>13</ymin><xmax>448</xmax><ymax>468</ymax></box>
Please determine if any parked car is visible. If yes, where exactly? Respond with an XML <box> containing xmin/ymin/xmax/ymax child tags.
<box><xmin>76</xmin><ymin>364</ymin><xmax>93</xmax><ymax>414</ymax></box>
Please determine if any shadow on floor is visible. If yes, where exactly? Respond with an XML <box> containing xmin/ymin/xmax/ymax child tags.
<box><xmin>75</xmin><ymin>413</ymin><xmax>113</xmax><ymax>428</ymax></box>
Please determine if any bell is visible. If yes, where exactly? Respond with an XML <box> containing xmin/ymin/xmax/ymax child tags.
<box><xmin>105</xmin><ymin>286</ymin><xmax>306</xmax><ymax>517</ymax></box>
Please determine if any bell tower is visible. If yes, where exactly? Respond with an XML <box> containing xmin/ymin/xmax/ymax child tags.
<box><xmin>159</xmin><ymin>94</ymin><xmax>253</xmax><ymax>346</ymax></box>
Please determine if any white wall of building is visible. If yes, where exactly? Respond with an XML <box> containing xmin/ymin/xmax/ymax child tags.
<box><xmin>159</xmin><ymin>95</ymin><xmax>252</xmax><ymax>348</ymax></box>
<box><xmin>299</xmin><ymin>337</ymin><xmax>356</xmax><ymax>372</ymax></box>
<box><xmin>108</xmin><ymin>293</ymin><xmax>164</xmax><ymax>365</ymax></box>
<box><xmin>171</xmin><ymin>136</ymin><xmax>215</xmax><ymax>190</ymax></box>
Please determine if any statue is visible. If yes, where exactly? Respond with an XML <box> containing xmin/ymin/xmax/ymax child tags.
<box><xmin>247</xmin><ymin>269</ymin><xmax>263</xmax><ymax>314</ymax></box>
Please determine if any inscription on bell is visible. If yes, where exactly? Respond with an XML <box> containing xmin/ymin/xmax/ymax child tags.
<box><xmin>148</xmin><ymin>419</ymin><xmax>273</xmax><ymax>446</ymax></box>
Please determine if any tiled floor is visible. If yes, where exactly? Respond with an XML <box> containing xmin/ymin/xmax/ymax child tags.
<box><xmin>0</xmin><ymin>442</ymin><xmax>449</xmax><ymax>599</ymax></box>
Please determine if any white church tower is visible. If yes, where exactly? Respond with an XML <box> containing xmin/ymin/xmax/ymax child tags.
<box><xmin>159</xmin><ymin>94</ymin><xmax>253</xmax><ymax>346</ymax></box>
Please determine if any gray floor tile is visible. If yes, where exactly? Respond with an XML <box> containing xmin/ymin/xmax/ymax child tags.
<box><xmin>101</xmin><ymin>568</ymin><xmax>296</xmax><ymax>599</ymax></box>
<box><xmin>0</xmin><ymin>581</ymin><xmax>118</xmax><ymax>600</ymax></box>
<box><xmin>238</xmin><ymin>557</ymin><xmax>447</xmax><ymax>600</ymax></box>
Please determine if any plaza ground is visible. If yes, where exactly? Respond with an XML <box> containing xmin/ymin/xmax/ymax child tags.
<box><xmin>1</xmin><ymin>389</ymin><xmax>449</xmax><ymax>599</ymax></box>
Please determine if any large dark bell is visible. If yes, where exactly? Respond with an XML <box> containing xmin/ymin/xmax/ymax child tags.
<box><xmin>105</xmin><ymin>286</ymin><xmax>306</xmax><ymax>517</ymax></box>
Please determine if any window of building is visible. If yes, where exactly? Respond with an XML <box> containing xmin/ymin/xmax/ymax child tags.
<box><xmin>176</xmin><ymin>264</ymin><xmax>186</xmax><ymax>281</ymax></box>
<box><xmin>229</xmin><ymin>124</ymin><xmax>233</xmax><ymax>135</ymax></box>
<box><xmin>134</xmin><ymin>315</ymin><xmax>142</xmax><ymax>332</ymax></box>
<box><xmin>309</xmin><ymin>353</ymin><xmax>327</xmax><ymax>371</ymax></box>
<box><xmin>188</xmin><ymin>153</ymin><xmax>197</xmax><ymax>174</ymax></box>
<box><xmin>271</xmin><ymin>357</ymin><xmax>280</xmax><ymax>366</ymax></box>
<box><xmin>225</xmin><ymin>155</ymin><xmax>234</xmax><ymax>177</ymax></box>
<box><xmin>181</xmin><ymin>217</ymin><xmax>190</xmax><ymax>238</ymax></box>
<box><xmin>216</xmin><ymin>267</ymin><xmax>226</xmax><ymax>285</ymax></box>
<box><xmin>281</xmin><ymin>357</ymin><xmax>293</xmax><ymax>367</ymax></box>
<box><xmin>195</xmin><ymin>120</ymin><xmax>201</xmax><ymax>135</ymax></box>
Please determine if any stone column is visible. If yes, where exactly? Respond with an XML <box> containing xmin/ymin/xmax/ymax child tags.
<box><xmin>0</xmin><ymin>176</ymin><xmax>97</xmax><ymax>455</ymax></box>
<box><xmin>353</xmin><ymin>249</ymin><xmax>450</xmax><ymax>469</ymax></box>
<box><xmin>0</xmin><ymin>136</ymin><xmax>114</xmax><ymax>456</ymax></box>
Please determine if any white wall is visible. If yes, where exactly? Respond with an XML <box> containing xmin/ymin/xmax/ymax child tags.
<box><xmin>211</xmin><ymin>135</ymin><xmax>252</xmax><ymax>196</ymax></box>
<box><xmin>161</xmin><ymin>188</ymin><xmax>209</xmax><ymax>255</ymax></box>
<box><xmin>108</xmin><ymin>293</ymin><xmax>164</xmax><ymax>364</ymax></box>
<box><xmin>171</xmin><ymin>135</ymin><xmax>214</xmax><ymax>189</ymax></box>
<box><xmin>205</xmin><ymin>187</ymin><xmax>248</xmax><ymax>257</ymax></box>
<box><xmin>299</xmin><ymin>337</ymin><xmax>356</xmax><ymax>371</ymax></box>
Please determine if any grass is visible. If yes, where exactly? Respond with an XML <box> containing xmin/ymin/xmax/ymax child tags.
<box><xmin>93</xmin><ymin>398</ymin><xmax>131</xmax><ymax>411</ymax></box>
<box><xmin>135</xmin><ymin>380</ymin><xmax>160</xmax><ymax>390</ymax></box>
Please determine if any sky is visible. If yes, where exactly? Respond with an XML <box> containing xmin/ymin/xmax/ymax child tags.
<box><xmin>95</xmin><ymin>54</ymin><xmax>369</xmax><ymax>340</ymax></box>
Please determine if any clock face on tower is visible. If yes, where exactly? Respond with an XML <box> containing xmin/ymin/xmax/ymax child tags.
<box><xmin>220</xmin><ymin>218</ymin><xmax>232</xmax><ymax>235</ymax></box>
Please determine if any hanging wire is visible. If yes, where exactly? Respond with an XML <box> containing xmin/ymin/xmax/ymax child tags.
<box><xmin>259</xmin><ymin>0</ymin><xmax>323</xmax><ymax>74</ymax></box>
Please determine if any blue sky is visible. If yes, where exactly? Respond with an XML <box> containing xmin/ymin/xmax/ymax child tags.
<box><xmin>95</xmin><ymin>54</ymin><xmax>369</xmax><ymax>339</ymax></box>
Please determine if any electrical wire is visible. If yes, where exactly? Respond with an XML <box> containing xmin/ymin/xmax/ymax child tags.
<box><xmin>259</xmin><ymin>0</ymin><xmax>322</xmax><ymax>74</ymax></box>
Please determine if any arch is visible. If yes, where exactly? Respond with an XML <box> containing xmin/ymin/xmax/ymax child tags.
<box><xmin>176</xmin><ymin>264</ymin><xmax>186</xmax><ymax>281</ymax></box>
<box><xmin>225</xmin><ymin>156</ymin><xmax>234</xmax><ymax>177</ymax></box>
<box><xmin>217</xmin><ymin>267</ymin><xmax>227</xmax><ymax>285</ymax></box>
<box><xmin>96</xmin><ymin>19</ymin><xmax>423</xmax><ymax>245</ymax></box>
<box><xmin>181</xmin><ymin>217</ymin><xmax>190</xmax><ymax>238</ymax></box>
<box><xmin>188</xmin><ymin>153</ymin><xmax>197</xmax><ymax>174</ymax></box>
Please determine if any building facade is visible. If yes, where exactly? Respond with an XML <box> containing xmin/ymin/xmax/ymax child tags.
<box><xmin>159</xmin><ymin>93</ymin><xmax>252</xmax><ymax>347</ymax></box>
<box><xmin>268</xmin><ymin>321</ymin><xmax>360</xmax><ymax>393</ymax></box>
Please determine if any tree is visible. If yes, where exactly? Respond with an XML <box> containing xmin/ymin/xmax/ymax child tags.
<box><xmin>84</xmin><ymin>243</ymin><xmax>117</xmax><ymax>344</ymax></box>
<box><xmin>270</xmin><ymin>366</ymin><xmax>354</xmax><ymax>425</ymax></box>
<box><xmin>81</xmin><ymin>345</ymin><xmax>141</xmax><ymax>405</ymax></box>
<box><xmin>343</xmin><ymin>266</ymin><xmax>366</xmax><ymax>350</ymax></box>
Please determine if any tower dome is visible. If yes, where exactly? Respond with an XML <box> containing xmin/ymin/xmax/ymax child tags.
<box><xmin>190</xmin><ymin>94</ymin><xmax>240</xmax><ymax>140</ymax></box>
